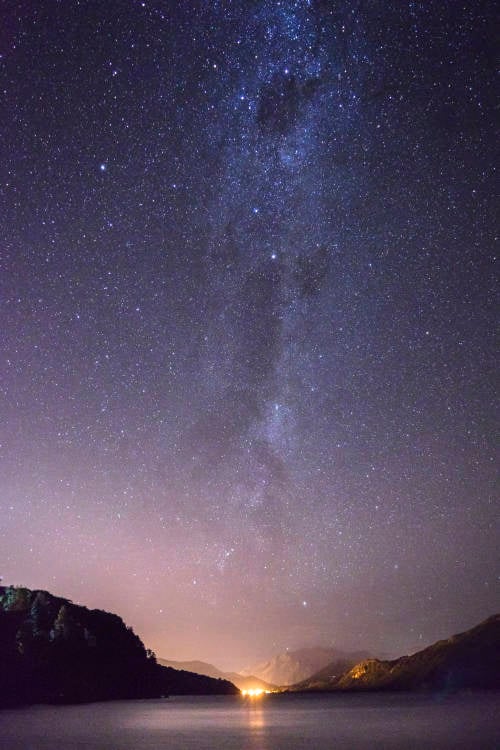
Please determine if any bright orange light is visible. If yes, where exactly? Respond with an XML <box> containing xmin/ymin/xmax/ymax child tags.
<box><xmin>241</xmin><ymin>688</ymin><xmax>271</xmax><ymax>697</ymax></box>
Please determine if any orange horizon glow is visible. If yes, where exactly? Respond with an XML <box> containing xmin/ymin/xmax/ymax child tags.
<box><xmin>241</xmin><ymin>688</ymin><xmax>271</xmax><ymax>697</ymax></box>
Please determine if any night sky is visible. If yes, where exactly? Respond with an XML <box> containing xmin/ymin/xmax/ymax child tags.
<box><xmin>1</xmin><ymin>0</ymin><xmax>497</xmax><ymax>671</ymax></box>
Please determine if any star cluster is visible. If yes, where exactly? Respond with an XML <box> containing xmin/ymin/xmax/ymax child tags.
<box><xmin>0</xmin><ymin>0</ymin><xmax>497</xmax><ymax>668</ymax></box>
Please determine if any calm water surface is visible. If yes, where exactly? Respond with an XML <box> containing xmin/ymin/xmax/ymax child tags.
<box><xmin>2</xmin><ymin>693</ymin><xmax>499</xmax><ymax>749</ymax></box>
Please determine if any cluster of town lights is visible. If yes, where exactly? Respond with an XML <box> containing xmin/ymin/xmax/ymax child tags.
<box><xmin>241</xmin><ymin>688</ymin><xmax>271</xmax><ymax>697</ymax></box>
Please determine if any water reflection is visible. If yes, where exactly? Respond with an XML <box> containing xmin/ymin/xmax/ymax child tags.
<box><xmin>244</xmin><ymin>696</ymin><xmax>270</xmax><ymax>750</ymax></box>
<box><xmin>2</xmin><ymin>694</ymin><xmax>498</xmax><ymax>750</ymax></box>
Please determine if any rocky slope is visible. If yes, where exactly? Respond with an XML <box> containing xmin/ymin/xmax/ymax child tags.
<box><xmin>0</xmin><ymin>586</ymin><xmax>237</xmax><ymax>707</ymax></box>
<box><xmin>289</xmin><ymin>657</ymin><xmax>364</xmax><ymax>690</ymax></box>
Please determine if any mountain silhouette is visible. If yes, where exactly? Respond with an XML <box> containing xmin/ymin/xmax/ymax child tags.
<box><xmin>0</xmin><ymin>585</ymin><xmax>237</xmax><ymax>707</ymax></box>
<box><xmin>291</xmin><ymin>615</ymin><xmax>500</xmax><ymax>692</ymax></box>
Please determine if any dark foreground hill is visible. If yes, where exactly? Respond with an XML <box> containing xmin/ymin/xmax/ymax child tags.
<box><xmin>292</xmin><ymin>615</ymin><xmax>500</xmax><ymax>693</ymax></box>
<box><xmin>0</xmin><ymin>586</ymin><xmax>237</xmax><ymax>707</ymax></box>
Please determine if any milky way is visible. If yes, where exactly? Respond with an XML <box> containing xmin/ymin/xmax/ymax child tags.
<box><xmin>1</xmin><ymin>0</ymin><xmax>497</xmax><ymax>669</ymax></box>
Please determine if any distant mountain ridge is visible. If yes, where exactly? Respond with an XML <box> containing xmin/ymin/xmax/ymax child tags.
<box><xmin>0</xmin><ymin>586</ymin><xmax>237</xmax><ymax>707</ymax></box>
<box><xmin>158</xmin><ymin>658</ymin><xmax>276</xmax><ymax>692</ymax></box>
<box><xmin>291</xmin><ymin>615</ymin><xmax>500</xmax><ymax>692</ymax></box>
<box><xmin>241</xmin><ymin>647</ymin><xmax>371</xmax><ymax>686</ymax></box>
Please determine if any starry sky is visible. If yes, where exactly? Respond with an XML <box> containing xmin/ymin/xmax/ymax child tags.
<box><xmin>1</xmin><ymin>0</ymin><xmax>498</xmax><ymax>671</ymax></box>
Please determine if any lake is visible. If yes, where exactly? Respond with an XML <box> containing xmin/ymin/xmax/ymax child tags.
<box><xmin>1</xmin><ymin>692</ymin><xmax>499</xmax><ymax>749</ymax></box>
